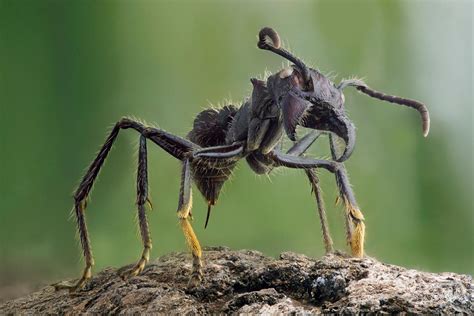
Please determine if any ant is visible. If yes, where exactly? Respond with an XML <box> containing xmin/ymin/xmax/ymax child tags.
<box><xmin>56</xmin><ymin>27</ymin><xmax>429</xmax><ymax>292</ymax></box>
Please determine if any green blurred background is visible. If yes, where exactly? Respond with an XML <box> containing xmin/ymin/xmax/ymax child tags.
<box><xmin>1</xmin><ymin>0</ymin><xmax>472</xmax><ymax>300</ymax></box>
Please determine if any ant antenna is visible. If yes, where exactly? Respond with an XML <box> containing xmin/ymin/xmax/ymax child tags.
<box><xmin>338</xmin><ymin>79</ymin><xmax>430</xmax><ymax>137</ymax></box>
<box><xmin>257</xmin><ymin>27</ymin><xmax>311</xmax><ymax>88</ymax></box>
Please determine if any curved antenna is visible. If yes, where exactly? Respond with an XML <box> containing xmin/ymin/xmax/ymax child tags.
<box><xmin>257</xmin><ymin>27</ymin><xmax>311</xmax><ymax>87</ymax></box>
<box><xmin>338</xmin><ymin>79</ymin><xmax>430</xmax><ymax>137</ymax></box>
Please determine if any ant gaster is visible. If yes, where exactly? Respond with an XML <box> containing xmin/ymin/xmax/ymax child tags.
<box><xmin>55</xmin><ymin>27</ymin><xmax>430</xmax><ymax>291</ymax></box>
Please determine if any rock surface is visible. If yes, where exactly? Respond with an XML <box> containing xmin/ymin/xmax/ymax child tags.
<box><xmin>1</xmin><ymin>247</ymin><xmax>472</xmax><ymax>314</ymax></box>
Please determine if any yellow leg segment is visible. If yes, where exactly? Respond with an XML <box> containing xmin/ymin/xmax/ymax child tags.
<box><xmin>346</xmin><ymin>201</ymin><xmax>365</xmax><ymax>258</ymax></box>
<box><xmin>177</xmin><ymin>193</ymin><xmax>203</xmax><ymax>287</ymax></box>
<box><xmin>180</xmin><ymin>216</ymin><xmax>203</xmax><ymax>286</ymax></box>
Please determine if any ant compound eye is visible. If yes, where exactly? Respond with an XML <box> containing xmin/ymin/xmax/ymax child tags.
<box><xmin>279</xmin><ymin>67</ymin><xmax>293</xmax><ymax>79</ymax></box>
<box><xmin>341</xmin><ymin>93</ymin><xmax>345</xmax><ymax>104</ymax></box>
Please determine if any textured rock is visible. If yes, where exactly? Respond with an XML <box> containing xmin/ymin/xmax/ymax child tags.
<box><xmin>1</xmin><ymin>247</ymin><xmax>472</xmax><ymax>314</ymax></box>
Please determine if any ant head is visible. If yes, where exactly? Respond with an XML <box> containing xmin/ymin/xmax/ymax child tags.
<box><xmin>258</xmin><ymin>27</ymin><xmax>355</xmax><ymax>162</ymax></box>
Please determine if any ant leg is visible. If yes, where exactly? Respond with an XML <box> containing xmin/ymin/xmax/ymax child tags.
<box><xmin>329</xmin><ymin>134</ymin><xmax>365</xmax><ymax>258</ymax></box>
<box><xmin>121</xmin><ymin>135</ymin><xmax>152</xmax><ymax>279</ymax></box>
<box><xmin>286</xmin><ymin>131</ymin><xmax>322</xmax><ymax>156</ymax></box>
<box><xmin>270</xmin><ymin>150</ymin><xmax>365</xmax><ymax>257</ymax></box>
<box><xmin>52</xmin><ymin>199</ymin><xmax>95</xmax><ymax>292</ymax></box>
<box><xmin>286</xmin><ymin>131</ymin><xmax>334</xmax><ymax>253</ymax></box>
<box><xmin>193</xmin><ymin>141</ymin><xmax>244</xmax><ymax>159</ymax></box>
<box><xmin>271</xmin><ymin>150</ymin><xmax>337</xmax><ymax>172</ymax></box>
<box><xmin>177</xmin><ymin>159</ymin><xmax>203</xmax><ymax>288</ymax></box>
<box><xmin>55</xmin><ymin>118</ymin><xmax>196</xmax><ymax>292</ymax></box>
<box><xmin>305</xmin><ymin>169</ymin><xmax>334</xmax><ymax>254</ymax></box>
<box><xmin>54</xmin><ymin>124</ymin><xmax>124</xmax><ymax>292</ymax></box>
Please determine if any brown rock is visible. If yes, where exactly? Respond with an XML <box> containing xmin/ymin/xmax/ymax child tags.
<box><xmin>1</xmin><ymin>247</ymin><xmax>472</xmax><ymax>314</ymax></box>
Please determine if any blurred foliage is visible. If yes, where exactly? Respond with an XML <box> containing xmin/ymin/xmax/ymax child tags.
<box><xmin>0</xmin><ymin>0</ymin><xmax>472</xmax><ymax>291</ymax></box>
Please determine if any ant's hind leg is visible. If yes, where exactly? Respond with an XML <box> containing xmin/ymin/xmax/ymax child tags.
<box><xmin>53</xmin><ymin>199</ymin><xmax>94</xmax><ymax>292</ymax></box>
<box><xmin>53</xmin><ymin>124</ymin><xmax>124</xmax><ymax>292</ymax></box>
<box><xmin>177</xmin><ymin>159</ymin><xmax>203</xmax><ymax>288</ymax></box>
<box><xmin>121</xmin><ymin>135</ymin><xmax>152</xmax><ymax>279</ymax></box>
<box><xmin>55</xmin><ymin>118</ymin><xmax>196</xmax><ymax>292</ymax></box>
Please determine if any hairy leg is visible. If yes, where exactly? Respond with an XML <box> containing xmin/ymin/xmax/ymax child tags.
<box><xmin>329</xmin><ymin>135</ymin><xmax>365</xmax><ymax>257</ymax></box>
<box><xmin>56</xmin><ymin>118</ymin><xmax>195</xmax><ymax>292</ymax></box>
<box><xmin>305</xmin><ymin>169</ymin><xmax>334</xmax><ymax>253</ymax></box>
<box><xmin>286</xmin><ymin>131</ymin><xmax>334</xmax><ymax>253</ymax></box>
<box><xmin>271</xmin><ymin>148</ymin><xmax>365</xmax><ymax>257</ymax></box>
<box><xmin>177</xmin><ymin>159</ymin><xmax>203</xmax><ymax>287</ymax></box>
<box><xmin>121</xmin><ymin>135</ymin><xmax>152</xmax><ymax>279</ymax></box>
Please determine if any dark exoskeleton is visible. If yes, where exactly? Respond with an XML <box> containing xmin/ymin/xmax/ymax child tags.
<box><xmin>56</xmin><ymin>27</ymin><xmax>430</xmax><ymax>292</ymax></box>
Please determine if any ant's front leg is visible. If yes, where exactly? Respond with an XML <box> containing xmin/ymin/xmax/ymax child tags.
<box><xmin>329</xmin><ymin>134</ymin><xmax>365</xmax><ymax>257</ymax></box>
<box><xmin>271</xmin><ymin>149</ymin><xmax>365</xmax><ymax>258</ymax></box>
